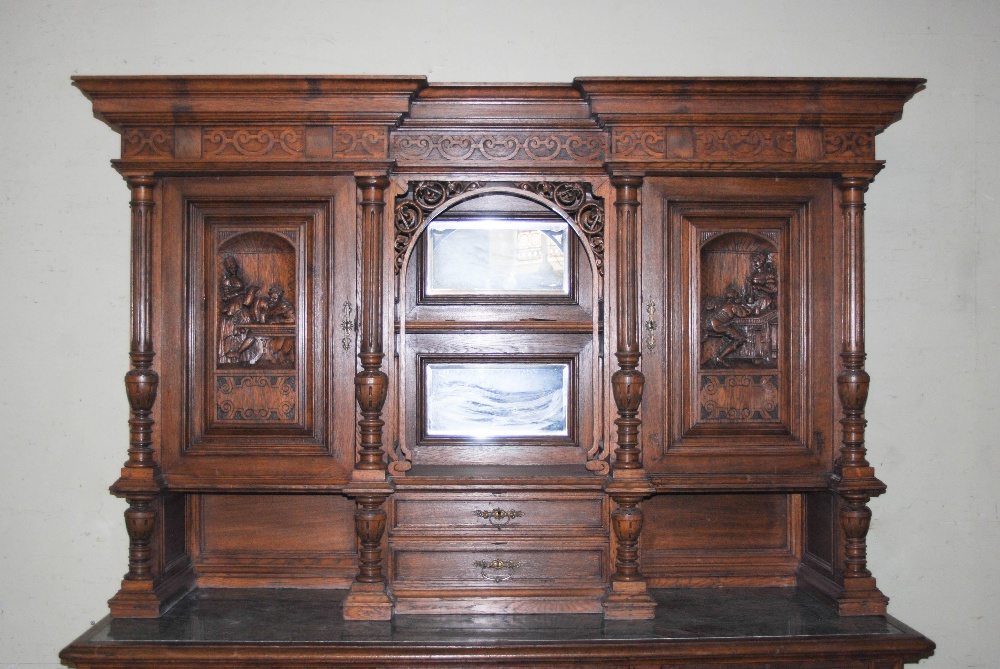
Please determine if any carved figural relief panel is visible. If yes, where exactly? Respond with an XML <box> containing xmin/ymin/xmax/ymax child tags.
<box><xmin>185</xmin><ymin>199</ymin><xmax>329</xmax><ymax>453</ymax></box>
<box><xmin>698</xmin><ymin>230</ymin><xmax>783</xmax><ymax>426</ymax></box>
<box><xmin>215</xmin><ymin>235</ymin><xmax>297</xmax><ymax>423</ymax></box>
<box><xmin>644</xmin><ymin>178</ymin><xmax>837</xmax><ymax>472</ymax></box>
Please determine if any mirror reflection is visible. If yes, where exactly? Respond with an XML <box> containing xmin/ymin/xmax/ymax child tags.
<box><xmin>425</xmin><ymin>219</ymin><xmax>569</xmax><ymax>296</ymax></box>
<box><xmin>425</xmin><ymin>362</ymin><xmax>569</xmax><ymax>438</ymax></box>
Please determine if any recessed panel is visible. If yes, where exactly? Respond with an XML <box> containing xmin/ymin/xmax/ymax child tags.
<box><xmin>697</xmin><ymin>230</ymin><xmax>783</xmax><ymax>426</ymax></box>
<box><xmin>424</xmin><ymin>362</ymin><xmax>569</xmax><ymax>439</ymax></box>
<box><xmin>209</xmin><ymin>225</ymin><xmax>306</xmax><ymax>432</ymax></box>
<box><xmin>425</xmin><ymin>219</ymin><xmax>569</xmax><ymax>296</ymax></box>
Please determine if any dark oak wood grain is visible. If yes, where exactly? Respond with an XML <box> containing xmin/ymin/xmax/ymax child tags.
<box><xmin>66</xmin><ymin>74</ymin><xmax>930</xmax><ymax>666</ymax></box>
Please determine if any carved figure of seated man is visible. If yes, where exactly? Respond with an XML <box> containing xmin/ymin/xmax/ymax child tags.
<box><xmin>253</xmin><ymin>283</ymin><xmax>295</xmax><ymax>324</ymax></box>
<box><xmin>702</xmin><ymin>288</ymin><xmax>753</xmax><ymax>367</ymax></box>
<box><xmin>252</xmin><ymin>284</ymin><xmax>296</xmax><ymax>364</ymax></box>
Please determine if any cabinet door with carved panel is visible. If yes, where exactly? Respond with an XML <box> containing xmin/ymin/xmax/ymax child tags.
<box><xmin>640</xmin><ymin>177</ymin><xmax>837</xmax><ymax>485</ymax></box>
<box><xmin>157</xmin><ymin>176</ymin><xmax>358</xmax><ymax>490</ymax></box>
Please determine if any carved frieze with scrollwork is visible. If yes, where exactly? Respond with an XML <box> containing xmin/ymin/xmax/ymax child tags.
<box><xmin>696</xmin><ymin>128</ymin><xmax>796</xmax><ymax>160</ymax></box>
<box><xmin>391</xmin><ymin>131</ymin><xmax>607</xmax><ymax>164</ymax></box>
<box><xmin>203</xmin><ymin>127</ymin><xmax>305</xmax><ymax>159</ymax></box>
<box><xmin>122</xmin><ymin>127</ymin><xmax>173</xmax><ymax>158</ymax></box>
<box><xmin>611</xmin><ymin>128</ymin><xmax>667</xmax><ymax>159</ymax></box>
<box><xmin>823</xmin><ymin>130</ymin><xmax>876</xmax><ymax>160</ymax></box>
<box><xmin>335</xmin><ymin>127</ymin><xmax>388</xmax><ymax>159</ymax></box>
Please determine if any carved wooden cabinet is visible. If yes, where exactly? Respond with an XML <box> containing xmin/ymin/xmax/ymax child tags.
<box><xmin>61</xmin><ymin>76</ymin><xmax>935</xmax><ymax>668</ymax></box>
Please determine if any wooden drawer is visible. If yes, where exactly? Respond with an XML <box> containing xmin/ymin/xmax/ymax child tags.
<box><xmin>390</xmin><ymin>543</ymin><xmax>607</xmax><ymax>588</ymax></box>
<box><xmin>390</xmin><ymin>492</ymin><xmax>606</xmax><ymax>535</ymax></box>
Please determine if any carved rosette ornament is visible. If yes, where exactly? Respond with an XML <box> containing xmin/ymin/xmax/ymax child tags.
<box><xmin>392</xmin><ymin>180</ymin><xmax>605</xmax><ymax>275</ymax></box>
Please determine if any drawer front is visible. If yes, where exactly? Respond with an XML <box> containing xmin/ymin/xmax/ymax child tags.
<box><xmin>391</xmin><ymin>493</ymin><xmax>606</xmax><ymax>534</ymax></box>
<box><xmin>391</xmin><ymin>545</ymin><xmax>606</xmax><ymax>587</ymax></box>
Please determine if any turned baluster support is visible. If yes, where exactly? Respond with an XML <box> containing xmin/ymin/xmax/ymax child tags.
<box><xmin>344</xmin><ymin>175</ymin><xmax>394</xmax><ymax>620</ymax></box>
<box><xmin>832</xmin><ymin>175</ymin><xmax>888</xmax><ymax>615</ymax></box>
<box><xmin>604</xmin><ymin>175</ymin><xmax>656</xmax><ymax>619</ymax></box>
<box><xmin>354</xmin><ymin>495</ymin><xmax>388</xmax><ymax>583</ymax></box>
<box><xmin>610</xmin><ymin>493</ymin><xmax>646</xmax><ymax>583</ymax></box>
<box><xmin>109</xmin><ymin>174</ymin><xmax>166</xmax><ymax>618</ymax></box>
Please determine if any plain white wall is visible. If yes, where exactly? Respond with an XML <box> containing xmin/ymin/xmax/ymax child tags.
<box><xmin>1</xmin><ymin>1</ymin><xmax>996</xmax><ymax>667</ymax></box>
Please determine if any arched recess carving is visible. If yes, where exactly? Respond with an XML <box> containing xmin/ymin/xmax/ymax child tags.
<box><xmin>390</xmin><ymin>181</ymin><xmax>608</xmax><ymax>475</ymax></box>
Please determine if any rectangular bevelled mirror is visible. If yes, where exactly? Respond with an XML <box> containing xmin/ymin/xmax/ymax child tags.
<box><xmin>423</xmin><ymin>362</ymin><xmax>570</xmax><ymax>439</ymax></box>
<box><xmin>424</xmin><ymin>218</ymin><xmax>570</xmax><ymax>296</ymax></box>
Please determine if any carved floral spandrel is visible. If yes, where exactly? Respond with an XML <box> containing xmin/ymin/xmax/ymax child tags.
<box><xmin>392</xmin><ymin>132</ymin><xmax>607</xmax><ymax>163</ymax></box>
<box><xmin>393</xmin><ymin>180</ymin><xmax>605</xmax><ymax>275</ymax></box>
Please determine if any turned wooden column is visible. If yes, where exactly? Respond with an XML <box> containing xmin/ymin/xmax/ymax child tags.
<box><xmin>355</xmin><ymin>175</ymin><xmax>391</xmax><ymax>473</ymax></box>
<box><xmin>832</xmin><ymin>175</ymin><xmax>888</xmax><ymax>616</ymax></box>
<box><xmin>343</xmin><ymin>175</ymin><xmax>394</xmax><ymax>620</ymax></box>
<box><xmin>603</xmin><ymin>175</ymin><xmax>656</xmax><ymax>619</ymax></box>
<box><xmin>108</xmin><ymin>174</ymin><xmax>166</xmax><ymax>618</ymax></box>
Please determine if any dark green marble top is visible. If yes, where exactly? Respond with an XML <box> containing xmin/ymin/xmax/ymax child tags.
<box><xmin>82</xmin><ymin>587</ymin><xmax>915</xmax><ymax>645</ymax></box>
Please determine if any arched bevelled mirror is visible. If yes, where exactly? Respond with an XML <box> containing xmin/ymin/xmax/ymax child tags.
<box><xmin>391</xmin><ymin>183</ymin><xmax>607</xmax><ymax>472</ymax></box>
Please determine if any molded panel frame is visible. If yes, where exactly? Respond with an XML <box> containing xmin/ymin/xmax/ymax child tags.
<box><xmin>158</xmin><ymin>177</ymin><xmax>357</xmax><ymax>489</ymax></box>
<box><xmin>641</xmin><ymin>177</ymin><xmax>836</xmax><ymax>477</ymax></box>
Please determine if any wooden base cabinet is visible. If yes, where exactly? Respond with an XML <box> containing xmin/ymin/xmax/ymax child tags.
<box><xmin>62</xmin><ymin>75</ymin><xmax>935</xmax><ymax>667</ymax></box>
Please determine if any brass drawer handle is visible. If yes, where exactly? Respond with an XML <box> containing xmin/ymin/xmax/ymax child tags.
<box><xmin>474</xmin><ymin>508</ymin><xmax>524</xmax><ymax>529</ymax></box>
<box><xmin>473</xmin><ymin>558</ymin><xmax>522</xmax><ymax>582</ymax></box>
